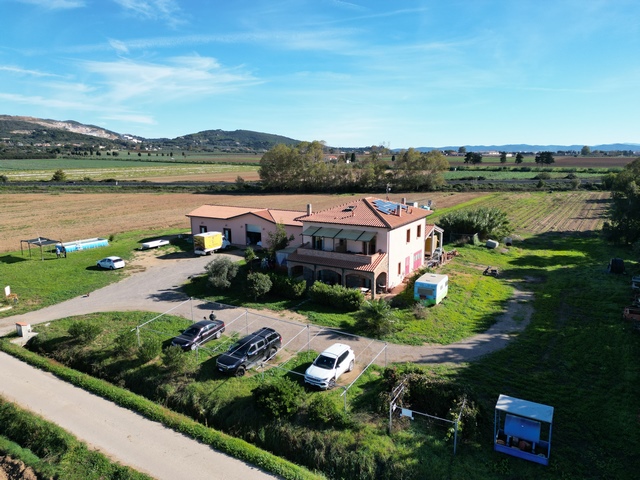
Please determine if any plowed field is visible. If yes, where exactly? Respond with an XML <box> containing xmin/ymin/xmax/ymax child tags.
<box><xmin>0</xmin><ymin>191</ymin><xmax>486</xmax><ymax>253</ymax></box>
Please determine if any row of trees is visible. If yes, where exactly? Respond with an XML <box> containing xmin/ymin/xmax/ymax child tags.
<box><xmin>603</xmin><ymin>158</ymin><xmax>640</xmax><ymax>248</ymax></box>
<box><xmin>259</xmin><ymin>141</ymin><xmax>449</xmax><ymax>192</ymax></box>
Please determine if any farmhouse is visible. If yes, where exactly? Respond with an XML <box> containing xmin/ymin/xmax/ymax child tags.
<box><xmin>187</xmin><ymin>198</ymin><xmax>445</xmax><ymax>298</ymax></box>
<box><xmin>186</xmin><ymin>205</ymin><xmax>304</xmax><ymax>247</ymax></box>
<box><xmin>286</xmin><ymin>197</ymin><xmax>442</xmax><ymax>298</ymax></box>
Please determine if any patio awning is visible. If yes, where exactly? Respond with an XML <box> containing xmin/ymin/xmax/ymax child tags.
<box><xmin>357</xmin><ymin>231</ymin><xmax>376</xmax><ymax>242</ymax></box>
<box><xmin>301</xmin><ymin>226</ymin><xmax>321</xmax><ymax>236</ymax></box>
<box><xmin>314</xmin><ymin>227</ymin><xmax>341</xmax><ymax>238</ymax></box>
<box><xmin>335</xmin><ymin>229</ymin><xmax>367</xmax><ymax>240</ymax></box>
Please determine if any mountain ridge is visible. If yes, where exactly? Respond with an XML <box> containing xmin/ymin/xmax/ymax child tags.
<box><xmin>1</xmin><ymin>115</ymin><xmax>639</xmax><ymax>153</ymax></box>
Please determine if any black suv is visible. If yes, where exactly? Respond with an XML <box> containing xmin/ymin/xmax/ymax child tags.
<box><xmin>216</xmin><ymin>327</ymin><xmax>282</xmax><ymax>376</ymax></box>
<box><xmin>170</xmin><ymin>319</ymin><xmax>225</xmax><ymax>351</ymax></box>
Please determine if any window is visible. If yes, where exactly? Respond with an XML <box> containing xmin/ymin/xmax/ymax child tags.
<box><xmin>406</xmin><ymin>229</ymin><xmax>411</xmax><ymax>242</ymax></box>
<box><xmin>398</xmin><ymin>263</ymin><xmax>402</xmax><ymax>275</ymax></box>
<box><xmin>417</xmin><ymin>225</ymin><xmax>422</xmax><ymax>238</ymax></box>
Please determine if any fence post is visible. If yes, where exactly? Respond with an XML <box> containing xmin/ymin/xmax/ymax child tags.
<box><xmin>384</xmin><ymin>342</ymin><xmax>388</xmax><ymax>367</ymax></box>
<box><xmin>190</xmin><ymin>297</ymin><xmax>193</xmax><ymax>322</ymax></box>
<box><xmin>389</xmin><ymin>400</ymin><xmax>393</xmax><ymax>434</ymax></box>
<box><xmin>307</xmin><ymin>325</ymin><xmax>310</xmax><ymax>352</ymax></box>
<box><xmin>245</xmin><ymin>309</ymin><xmax>249</xmax><ymax>334</ymax></box>
<box><xmin>136</xmin><ymin>327</ymin><xmax>141</xmax><ymax>347</ymax></box>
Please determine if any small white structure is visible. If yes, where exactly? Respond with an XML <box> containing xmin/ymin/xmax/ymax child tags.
<box><xmin>486</xmin><ymin>239</ymin><xmax>499</xmax><ymax>249</ymax></box>
<box><xmin>15</xmin><ymin>322</ymin><xmax>31</xmax><ymax>337</ymax></box>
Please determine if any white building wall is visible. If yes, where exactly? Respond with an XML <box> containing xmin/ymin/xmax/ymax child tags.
<box><xmin>386</xmin><ymin>218</ymin><xmax>426</xmax><ymax>288</ymax></box>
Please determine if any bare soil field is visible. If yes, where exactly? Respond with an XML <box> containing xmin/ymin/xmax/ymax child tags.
<box><xmin>0</xmin><ymin>191</ymin><xmax>485</xmax><ymax>253</ymax></box>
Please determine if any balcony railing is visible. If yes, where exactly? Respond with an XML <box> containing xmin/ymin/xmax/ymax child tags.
<box><xmin>296</xmin><ymin>245</ymin><xmax>381</xmax><ymax>265</ymax></box>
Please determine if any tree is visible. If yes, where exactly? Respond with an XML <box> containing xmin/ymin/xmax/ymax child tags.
<box><xmin>247</xmin><ymin>272</ymin><xmax>272</xmax><ymax>300</ymax></box>
<box><xmin>51</xmin><ymin>169</ymin><xmax>67</xmax><ymax>182</ymax></box>
<box><xmin>438</xmin><ymin>206</ymin><xmax>513</xmax><ymax>240</ymax></box>
<box><xmin>350</xmin><ymin>152</ymin><xmax>356</xmax><ymax>163</ymax></box>
<box><xmin>603</xmin><ymin>157</ymin><xmax>640</xmax><ymax>245</ymax></box>
<box><xmin>515</xmin><ymin>152</ymin><xmax>524</xmax><ymax>164</ymax></box>
<box><xmin>581</xmin><ymin>145</ymin><xmax>591</xmax><ymax>156</ymax></box>
<box><xmin>205</xmin><ymin>257</ymin><xmax>239</xmax><ymax>289</ymax></box>
<box><xmin>535</xmin><ymin>151</ymin><xmax>555</xmax><ymax>165</ymax></box>
<box><xmin>464</xmin><ymin>152</ymin><xmax>482</xmax><ymax>164</ymax></box>
<box><xmin>394</xmin><ymin>148</ymin><xmax>449</xmax><ymax>191</ymax></box>
<box><xmin>499</xmin><ymin>152</ymin><xmax>507</xmax><ymax>163</ymax></box>
<box><xmin>244</xmin><ymin>247</ymin><xmax>257</xmax><ymax>271</ymax></box>
<box><xmin>458</xmin><ymin>146</ymin><xmax>467</xmax><ymax>155</ymax></box>
<box><xmin>267</xmin><ymin>223</ymin><xmax>290</xmax><ymax>258</ymax></box>
<box><xmin>0</xmin><ymin>174</ymin><xmax>8</xmax><ymax>182</ymax></box>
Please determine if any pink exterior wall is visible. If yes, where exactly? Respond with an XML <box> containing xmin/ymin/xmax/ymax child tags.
<box><xmin>190</xmin><ymin>216</ymin><xmax>302</xmax><ymax>248</ymax></box>
<box><xmin>386</xmin><ymin>218</ymin><xmax>425</xmax><ymax>288</ymax></box>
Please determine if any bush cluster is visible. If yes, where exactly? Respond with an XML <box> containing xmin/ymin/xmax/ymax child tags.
<box><xmin>268</xmin><ymin>273</ymin><xmax>307</xmax><ymax>299</ymax></box>
<box><xmin>308</xmin><ymin>282</ymin><xmax>364</xmax><ymax>311</ymax></box>
<box><xmin>252</xmin><ymin>377</ymin><xmax>305</xmax><ymax>419</ymax></box>
<box><xmin>67</xmin><ymin>321</ymin><xmax>102</xmax><ymax>344</ymax></box>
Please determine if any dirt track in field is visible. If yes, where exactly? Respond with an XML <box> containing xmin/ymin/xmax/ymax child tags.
<box><xmin>0</xmin><ymin>191</ymin><xmax>486</xmax><ymax>253</ymax></box>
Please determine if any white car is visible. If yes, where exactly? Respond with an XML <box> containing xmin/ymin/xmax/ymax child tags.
<box><xmin>304</xmin><ymin>343</ymin><xmax>355</xmax><ymax>389</ymax></box>
<box><xmin>97</xmin><ymin>256</ymin><xmax>125</xmax><ymax>270</ymax></box>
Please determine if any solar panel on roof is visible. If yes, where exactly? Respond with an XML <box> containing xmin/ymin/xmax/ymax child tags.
<box><xmin>372</xmin><ymin>199</ymin><xmax>408</xmax><ymax>215</ymax></box>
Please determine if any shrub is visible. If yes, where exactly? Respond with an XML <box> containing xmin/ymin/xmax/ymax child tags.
<box><xmin>205</xmin><ymin>257</ymin><xmax>239</xmax><ymax>289</ymax></box>
<box><xmin>0</xmin><ymin>174</ymin><xmax>8</xmax><ymax>182</ymax></box>
<box><xmin>307</xmin><ymin>394</ymin><xmax>349</xmax><ymax>428</ymax></box>
<box><xmin>412</xmin><ymin>302</ymin><xmax>428</xmax><ymax>319</ymax></box>
<box><xmin>51</xmin><ymin>169</ymin><xmax>67</xmax><ymax>182</ymax></box>
<box><xmin>113</xmin><ymin>331</ymin><xmax>138</xmax><ymax>357</ymax></box>
<box><xmin>68</xmin><ymin>321</ymin><xmax>102</xmax><ymax>344</ymax></box>
<box><xmin>252</xmin><ymin>377</ymin><xmax>305</xmax><ymax>419</ymax></box>
<box><xmin>308</xmin><ymin>282</ymin><xmax>364</xmax><ymax>311</ymax></box>
<box><xmin>534</xmin><ymin>172</ymin><xmax>551</xmax><ymax>180</ymax></box>
<box><xmin>268</xmin><ymin>273</ymin><xmax>307</xmax><ymax>299</ymax></box>
<box><xmin>138</xmin><ymin>337</ymin><xmax>161</xmax><ymax>363</ymax></box>
<box><xmin>357</xmin><ymin>299</ymin><xmax>396</xmax><ymax>336</ymax></box>
<box><xmin>162</xmin><ymin>345</ymin><xmax>192</xmax><ymax>376</ymax></box>
<box><xmin>247</xmin><ymin>272</ymin><xmax>272</xmax><ymax>299</ymax></box>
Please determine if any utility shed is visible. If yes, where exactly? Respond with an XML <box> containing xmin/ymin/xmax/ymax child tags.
<box><xmin>494</xmin><ymin>394</ymin><xmax>554</xmax><ymax>466</ymax></box>
<box><xmin>414</xmin><ymin>273</ymin><xmax>448</xmax><ymax>305</ymax></box>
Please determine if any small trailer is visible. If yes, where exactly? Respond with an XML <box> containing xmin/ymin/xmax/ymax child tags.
<box><xmin>193</xmin><ymin>231</ymin><xmax>230</xmax><ymax>255</ymax></box>
<box><xmin>414</xmin><ymin>273</ymin><xmax>448</xmax><ymax>305</ymax></box>
<box><xmin>140</xmin><ymin>239</ymin><xmax>170</xmax><ymax>250</ymax></box>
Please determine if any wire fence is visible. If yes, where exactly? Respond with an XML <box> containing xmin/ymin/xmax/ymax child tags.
<box><xmin>130</xmin><ymin>297</ymin><xmax>388</xmax><ymax>409</ymax></box>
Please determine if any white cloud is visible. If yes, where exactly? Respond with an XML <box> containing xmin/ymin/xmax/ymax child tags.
<box><xmin>16</xmin><ymin>0</ymin><xmax>85</xmax><ymax>9</ymax></box>
<box><xmin>108</xmin><ymin>39</ymin><xmax>130</xmax><ymax>55</ymax></box>
<box><xmin>81</xmin><ymin>55</ymin><xmax>261</xmax><ymax>103</ymax></box>
<box><xmin>112</xmin><ymin>0</ymin><xmax>186</xmax><ymax>27</ymax></box>
<box><xmin>0</xmin><ymin>65</ymin><xmax>63</xmax><ymax>78</ymax></box>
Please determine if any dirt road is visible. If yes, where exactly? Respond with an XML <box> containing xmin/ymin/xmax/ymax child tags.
<box><xmin>0</xmin><ymin>352</ymin><xmax>277</xmax><ymax>480</ymax></box>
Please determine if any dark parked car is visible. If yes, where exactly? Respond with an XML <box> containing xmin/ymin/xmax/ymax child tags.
<box><xmin>216</xmin><ymin>327</ymin><xmax>282</xmax><ymax>376</ymax></box>
<box><xmin>171</xmin><ymin>319</ymin><xmax>225</xmax><ymax>351</ymax></box>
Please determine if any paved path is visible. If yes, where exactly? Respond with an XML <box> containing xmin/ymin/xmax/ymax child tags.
<box><xmin>0</xmin><ymin>351</ymin><xmax>277</xmax><ymax>480</ymax></box>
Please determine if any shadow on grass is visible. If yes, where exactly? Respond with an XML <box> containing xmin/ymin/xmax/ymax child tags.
<box><xmin>0</xmin><ymin>255</ymin><xmax>29</xmax><ymax>264</ymax></box>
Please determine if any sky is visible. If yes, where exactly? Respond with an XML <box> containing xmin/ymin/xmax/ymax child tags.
<box><xmin>2</xmin><ymin>0</ymin><xmax>639</xmax><ymax>149</ymax></box>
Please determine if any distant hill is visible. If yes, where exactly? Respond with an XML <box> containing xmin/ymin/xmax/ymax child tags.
<box><xmin>415</xmin><ymin>143</ymin><xmax>640</xmax><ymax>153</ymax></box>
<box><xmin>147</xmin><ymin>129</ymin><xmax>300</xmax><ymax>151</ymax></box>
<box><xmin>1</xmin><ymin>115</ymin><xmax>638</xmax><ymax>154</ymax></box>
<box><xmin>0</xmin><ymin>115</ymin><xmax>300</xmax><ymax>153</ymax></box>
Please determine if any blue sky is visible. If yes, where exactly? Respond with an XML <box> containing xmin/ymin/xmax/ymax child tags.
<box><xmin>2</xmin><ymin>0</ymin><xmax>639</xmax><ymax>148</ymax></box>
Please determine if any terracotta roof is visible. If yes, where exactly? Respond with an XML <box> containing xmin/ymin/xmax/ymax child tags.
<box><xmin>251</xmin><ymin>209</ymin><xmax>305</xmax><ymax>226</ymax></box>
<box><xmin>187</xmin><ymin>205</ymin><xmax>303</xmax><ymax>226</ymax></box>
<box><xmin>294</xmin><ymin>197</ymin><xmax>430</xmax><ymax>229</ymax></box>
<box><xmin>287</xmin><ymin>251</ymin><xmax>387</xmax><ymax>273</ymax></box>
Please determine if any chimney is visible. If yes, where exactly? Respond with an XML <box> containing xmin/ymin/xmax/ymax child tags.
<box><xmin>396</xmin><ymin>204</ymin><xmax>402</xmax><ymax>216</ymax></box>
<box><xmin>307</xmin><ymin>204</ymin><xmax>312</xmax><ymax>215</ymax></box>
<box><xmin>401</xmin><ymin>197</ymin><xmax>406</xmax><ymax>205</ymax></box>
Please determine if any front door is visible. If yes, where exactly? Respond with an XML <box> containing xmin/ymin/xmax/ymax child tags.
<box><xmin>405</xmin><ymin>256</ymin><xmax>410</xmax><ymax>275</ymax></box>
<box><xmin>223</xmin><ymin>228</ymin><xmax>232</xmax><ymax>243</ymax></box>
